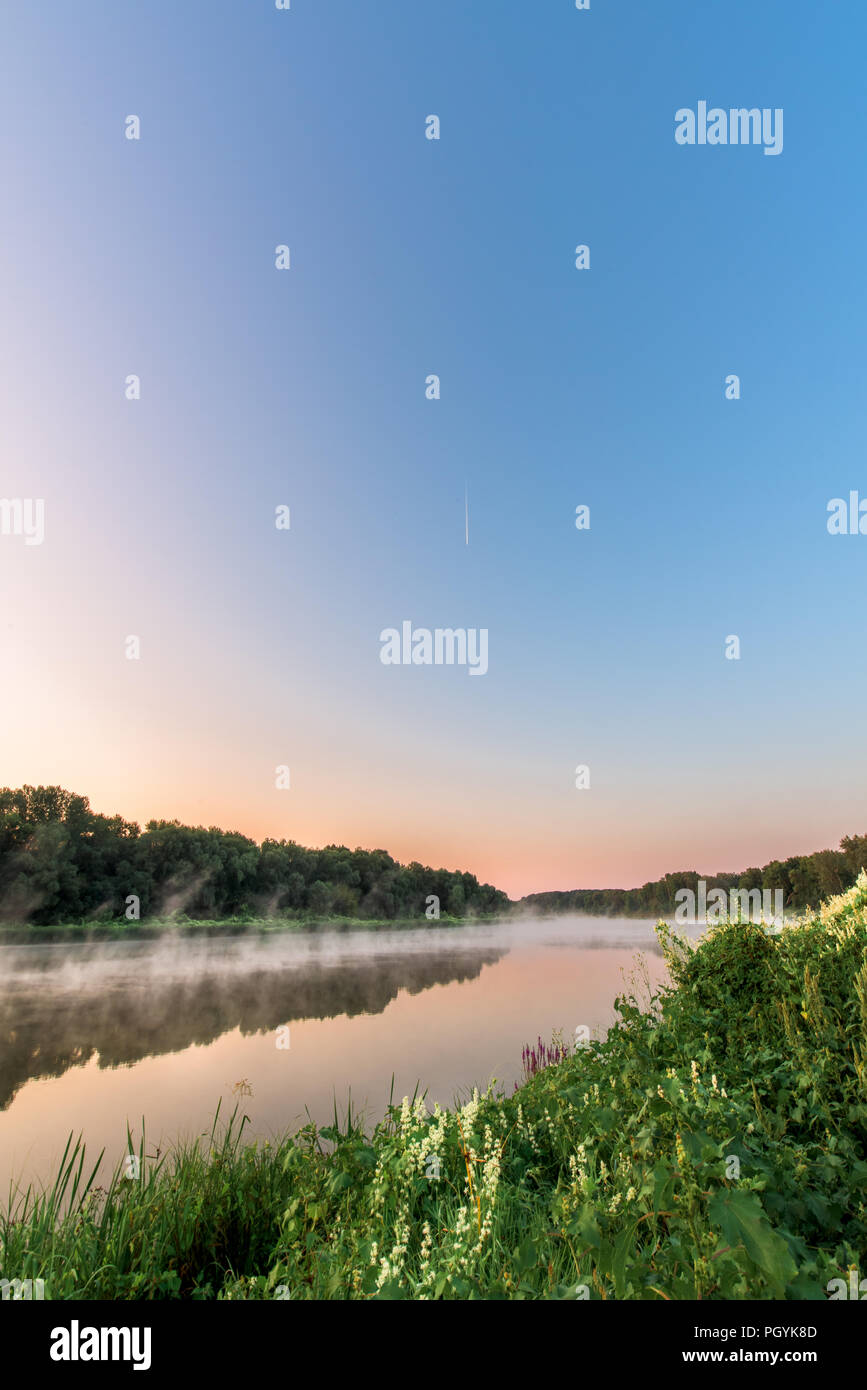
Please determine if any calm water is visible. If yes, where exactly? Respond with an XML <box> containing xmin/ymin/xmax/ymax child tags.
<box><xmin>0</xmin><ymin>916</ymin><xmax>682</xmax><ymax>1198</ymax></box>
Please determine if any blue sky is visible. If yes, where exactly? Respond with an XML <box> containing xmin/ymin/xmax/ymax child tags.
<box><xmin>1</xmin><ymin>1</ymin><xmax>865</xmax><ymax>896</ymax></box>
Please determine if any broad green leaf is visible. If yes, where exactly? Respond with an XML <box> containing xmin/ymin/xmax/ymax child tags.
<box><xmin>708</xmin><ymin>1189</ymin><xmax>797</xmax><ymax>1293</ymax></box>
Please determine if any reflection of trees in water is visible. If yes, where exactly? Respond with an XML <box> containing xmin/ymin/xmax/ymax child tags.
<box><xmin>0</xmin><ymin>946</ymin><xmax>504</xmax><ymax>1110</ymax></box>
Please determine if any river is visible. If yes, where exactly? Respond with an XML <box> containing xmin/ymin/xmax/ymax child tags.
<box><xmin>0</xmin><ymin>915</ymin><xmax>685</xmax><ymax>1199</ymax></box>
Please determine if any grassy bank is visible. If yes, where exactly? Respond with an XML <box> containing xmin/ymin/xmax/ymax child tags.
<box><xmin>0</xmin><ymin>913</ymin><xmax>481</xmax><ymax>944</ymax></box>
<box><xmin>3</xmin><ymin>876</ymin><xmax>866</xmax><ymax>1299</ymax></box>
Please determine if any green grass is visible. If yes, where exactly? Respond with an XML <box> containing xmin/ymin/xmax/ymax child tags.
<box><xmin>3</xmin><ymin>875</ymin><xmax>867</xmax><ymax>1299</ymax></box>
<box><xmin>0</xmin><ymin>913</ymin><xmax>478</xmax><ymax>943</ymax></box>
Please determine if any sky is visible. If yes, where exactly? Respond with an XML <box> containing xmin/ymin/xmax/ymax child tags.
<box><xmin>1</xmin><ymin>1</ymin><xmax>866</xmax><ymax>899</ymax></box>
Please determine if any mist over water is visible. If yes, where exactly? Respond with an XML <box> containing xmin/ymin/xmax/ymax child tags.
<box><xmin>0</xmin><ymin>916</ymin><xmax>686</xmax><ymax>1197</ymax></box>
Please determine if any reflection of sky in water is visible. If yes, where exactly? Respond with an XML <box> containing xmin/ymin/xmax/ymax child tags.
<box><xmin>0</xmin><ymin>917</ymin><xmax>691</xmax><ymax>1196</ymax></box>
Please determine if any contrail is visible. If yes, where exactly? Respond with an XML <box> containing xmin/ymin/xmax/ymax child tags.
<box><xmin>465</xmin><ymin>483</ymin><xmax>469</xmax><ymax>545</ymax></box>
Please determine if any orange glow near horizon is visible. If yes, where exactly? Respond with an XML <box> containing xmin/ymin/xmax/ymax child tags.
<box><xmin>7</xmin><ymin>769</ymin><xmax>856</xmax><ymax>903</ymax></box>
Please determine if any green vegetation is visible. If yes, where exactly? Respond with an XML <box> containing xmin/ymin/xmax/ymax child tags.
<box><xmin>0</xmin><ymin>913</ymin><xmax>478</xmax><ymax>945</ymax></box>
<box><xmin>4</xmin><ymin>875</ymin><xmax>866</xmax><ymax>1300</ymax></box>
<box><xmin>0</xmin><ymin>785</ymin><xmax>508</xmax><ymax>926</ymax></box>
<box><xmin>522</xmin><ymin>833</ymin><xmax>867</xmax><ymax>918</ymax></box>
<box><xmin>3</xmin><ymin>784</ymin><xmax>865</xmax><ymax>934</ymax></box>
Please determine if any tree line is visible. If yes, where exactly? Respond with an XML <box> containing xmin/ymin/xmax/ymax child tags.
<box><xmin>520</xmin><ymin>834</ymin><xmax>867</xmax><ymax>917</ymax></box>
<box><xmin>0</xmin><ymin>786</ymin><xmax>510</xmax><ymax>925</ymax></box>
<box><xmin>3</xmin><ymin>784</ymin><xmax>864</xmax><ymax>926</ymax></box>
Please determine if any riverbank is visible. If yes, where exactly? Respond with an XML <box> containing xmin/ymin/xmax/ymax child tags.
<box><xmin>0</xmin><ymin>913</ymin><xmax>486</xmax><ymax>944</ymax></box>
<box><xmin>3</xmin><ymin>875</ymin><xmax>865</xmax><ymax>1299</ymax></box>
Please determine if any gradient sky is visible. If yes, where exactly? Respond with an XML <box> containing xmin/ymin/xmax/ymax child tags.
<box><xmin>1</xmin><ymin>1</ymin><xmax>866</xmax><ymax>899</ymax></box>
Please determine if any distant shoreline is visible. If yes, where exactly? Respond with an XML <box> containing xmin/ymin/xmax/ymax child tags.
<box><xmin>0</xmin><ymin>906</ymin><xmax>806</xmax><ymax>945</ymax></box>
<box><xmin>0</xmin><ymin>913</ymin><xmax>502</xmax><ymax>945</ymax></box>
